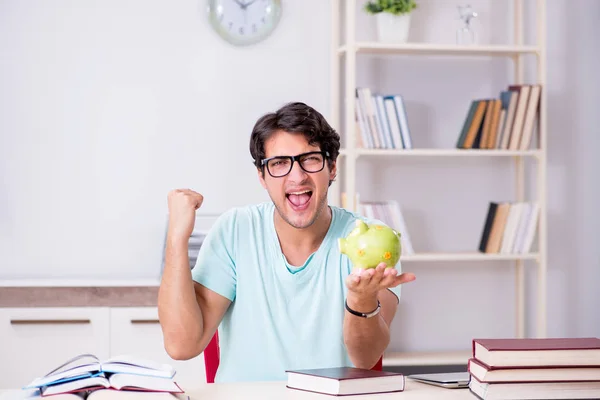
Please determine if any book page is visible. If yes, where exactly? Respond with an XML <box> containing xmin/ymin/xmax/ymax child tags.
<box><xmin>101</xmin><ymin>355</ymin><xmax>175</xmax><ymax>378</ymax></box>
<box><xmin>24</xmin><ymin>354</ymin><xmax>101</xmax><ymax>388</ymax></box>
<box><xmin>88</xmin><ymin>390</ymin><xmax>185</xmax><ymax>400</ymax></box>
<box><xmin>46</xmin><ymin>354</ymin><xmax>101</xmax><ymax>376</ymax></box>
<box><xmin>40</xmin><ymin>376</ymin><xmax>109</xmax><ymax>397</ymax></box>
<box><xmin>108</xmin><ymin>373</ymin><xmax>183</xmax><ymax>393</ymax></box>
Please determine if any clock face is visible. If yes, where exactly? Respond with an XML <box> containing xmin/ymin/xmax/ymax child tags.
<box><xmin>207</xmin><ymin>0</ymin><xmax>282</xmax><ymax>46</ymax></box>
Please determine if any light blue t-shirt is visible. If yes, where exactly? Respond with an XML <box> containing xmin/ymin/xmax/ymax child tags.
<box><xmin>191</xmin><ymin>202</ymin><xmax>402</xmax><ymax>383</ymax></box>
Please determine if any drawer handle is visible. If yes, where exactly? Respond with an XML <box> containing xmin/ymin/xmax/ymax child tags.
<box><xmin>130</xmin><ymin>319</ymin><xmax>160</xmax><ymax>324</ymax></box>
<box><xmin>10</xmin><ymin>319</ymin><xmax>91</xmax><ymax>325</ymax></box>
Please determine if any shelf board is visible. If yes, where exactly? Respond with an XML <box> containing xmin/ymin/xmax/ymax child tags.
<box><xmin>338</xmin><ymin>42</ymin><xmax>540</xmax><ymax>57</ymax></box>
<box><xmin>383</xmin><ymin>350</ymin><xmax>471</xmax><ymax>367</ymax></box>
<box><xmin>339</xmin><ymin>149</ymin><xmax>541</xmax><ymax>157</ymax></box>
<box><xmin>400</xmin><ymin>252</ymin><xmax>539</xmax><ymax>262</ymax></box>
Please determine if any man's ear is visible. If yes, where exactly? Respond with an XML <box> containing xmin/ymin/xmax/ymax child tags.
<box><xmin>257</xmin><ymin>167</ymin><xmax>267</xmax><ymax>189</ymax></box>
<box><xmin>329</xmin><ymin>160</ymin><xmax>337</xmax><ymax>182</ymax></box>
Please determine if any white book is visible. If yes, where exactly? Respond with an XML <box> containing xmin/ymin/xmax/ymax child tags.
<box><xmin>375</xmin><ymin>95</ymin><xmax>394</xmax><ymax>148</ymax></box>
<box><xmin>355</xmin><ymin>100</ymin><xmax>372</xmax><ymax>148</ymax></box>
<box><xmin>384</xmin><ymin>97</ymin><xmax>404</xmax><ymax>149</ymax></box>
<box><xmin>387</xmin><ymin>200</ymin><xmax>414</xmax><ymax>255</ymax></box>
<box><xmin>392</xmin><ymin>95</ymin><xmax>412</xmax><ymax>149</ymax></box>
<box><xmin>511</xmin><ymin>203</ymin><xmax>532</xmax><ymax>254</ymax></box>
<box><xmin>519</xmin><ymin>202</ymin><xmax>540</xmax><ymax>253</ymax></box>
<box><xmin>500</xmin><ymin>202</ymin><xmax>524</xmax><ymax>254</ymax></box>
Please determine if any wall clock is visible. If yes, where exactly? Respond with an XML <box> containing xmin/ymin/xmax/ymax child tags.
<box><xmin>207</xmin><ymin>0</ymin><xmax>282</xmax><ymax>46</ymax></box>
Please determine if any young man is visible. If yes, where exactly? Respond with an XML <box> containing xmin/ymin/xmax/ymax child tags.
<box><xmin>158</xmin><ymin>102</ymin><xmax>415</xmax><ymax>383</ymax></box>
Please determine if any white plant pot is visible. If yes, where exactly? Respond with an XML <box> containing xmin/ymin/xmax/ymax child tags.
<box><xmin>375</xmin><ymin>12</ymin><xmax>411</xmax><ymax>43</ymax></box>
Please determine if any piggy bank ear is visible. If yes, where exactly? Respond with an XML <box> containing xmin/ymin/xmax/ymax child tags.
<box><xmin>348</xmin><ymin>219</ymin><xmax>368</xmax><ymax>237</ymax></box>
<box><xmin>393</xmin><ymin>229</ymin><xmax>401</xmax><ymax>238</ymax></box>
<box><xmin>355</xmin><ymin>219</ymin><xmax>368</xmax><ymax>232</ymax></box>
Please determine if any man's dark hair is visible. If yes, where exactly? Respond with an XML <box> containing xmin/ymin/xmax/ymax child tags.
<box><xmin>249</xmin><ymin>102</ymin><xmax>341</xmax><ymax>173</ymax></box>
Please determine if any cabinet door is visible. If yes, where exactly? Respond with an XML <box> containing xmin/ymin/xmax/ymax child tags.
<box><xmin>109</xmin><ymin>307</ymin><xmax>207</xmax><ymax>390</ymax></box>
<box><xmin>0</xmin><ymin>307</ymin><xmax>110</xmax><ymax>390</ymax></box>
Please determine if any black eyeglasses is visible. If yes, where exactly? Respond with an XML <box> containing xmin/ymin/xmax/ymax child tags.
<box><xmin>261</xmin><ymin>151</ymin><xmax>330</xmax><ymax>178</ymax></box>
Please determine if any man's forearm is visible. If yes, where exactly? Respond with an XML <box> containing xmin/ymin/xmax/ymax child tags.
<box><xmin>343</xmin><ymin>293</ymin><xmax>390</xmax><ymax>369</ymax></box>
<box><xmin>158</xmin><ymin>237</ymin><xmax>204</xmax><ymax>359</ymax></box>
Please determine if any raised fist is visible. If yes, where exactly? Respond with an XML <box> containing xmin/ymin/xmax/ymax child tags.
<box><xmin>167</xmin><ymin>189</ymin><xmax>204</xmax><ymax>242</ymax></box>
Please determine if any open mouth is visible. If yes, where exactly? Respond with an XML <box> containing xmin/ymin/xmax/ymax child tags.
<box><xmin>286</xmin><ymin>190</ymin><xmax>313</xmax><ymax>211</ymax></box>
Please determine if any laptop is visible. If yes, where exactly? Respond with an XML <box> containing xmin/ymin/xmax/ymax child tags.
<box><xmin>407</xmin><ymin>372</ymin><xmax>470</xmax><ymax>389</ymax></box>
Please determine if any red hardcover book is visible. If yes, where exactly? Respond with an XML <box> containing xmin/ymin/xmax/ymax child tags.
<box><xmin>285</xmin><ymin>367</ymin><xmax>405</xmax><ymax>396</ymax></box>
<box><xmin>472</xmin><ymin>337</ymin><xmax>600</xmax><ymax>369</ymax></box>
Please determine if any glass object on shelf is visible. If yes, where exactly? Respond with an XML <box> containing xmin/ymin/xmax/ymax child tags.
<box><xmin>456</xmin><ymin>4</ymin><xmax>477</xmax><ymax>45</ymax></box>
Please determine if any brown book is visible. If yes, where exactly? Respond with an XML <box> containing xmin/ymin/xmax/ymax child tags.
<box><xmin>473</xmin><ymin>337</ymin><xmax>600</xmax><ymax>368</ymax></box>
<box><xmin>485</xmin><ymin>202</ymin><xmax>510</xmax><ymax>253</ymax></box>
<box><xmin>463</xmin><ymin>100</ymin><xmax>488</xmax><ymax>149</ymax></box>
<box><xmin>485</xmin><ymin>99</ymin><xmax>502</xmax><ymax>149</ymax></box>
<box><xmin>479</xmin><ymin>100</ymin><xmax>495</xmax><ymax>149</ymax></box>
<box><xmin>469</xmin><ymin>357</ymin><xmax>600</xmax><ymax>383</ymax></box>
<box><xmin>519</xmin><ymin>84</ymin><xmax>542</xmax><ymax>150</ymax></box>
<box><xmin>286</xmin><ymin>367</ymin><xmax>405</xmax><ymax>396</ymax></box>
<box><xmin>507</xmin><ymin>85</ymin><xmax>531</xmax><ymax>150</ymax></box>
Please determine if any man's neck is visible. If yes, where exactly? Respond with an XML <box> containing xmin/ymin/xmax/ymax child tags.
<box><xmin>273</xmin><ymin>206</ymin><xmax>332</xmax><ymax>263</ymax></box>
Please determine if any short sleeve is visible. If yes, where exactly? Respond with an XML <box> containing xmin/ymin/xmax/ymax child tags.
<box><xmin>191</xmin><ymin>209</ymin><xmax>237</xmax><ymax>302</ymax></box>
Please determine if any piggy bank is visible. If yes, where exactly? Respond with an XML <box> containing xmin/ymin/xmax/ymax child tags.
<box><xmin>339</xmin><ymin>220</ymin><xmax>402</xmax><ymax>269</ymax></box>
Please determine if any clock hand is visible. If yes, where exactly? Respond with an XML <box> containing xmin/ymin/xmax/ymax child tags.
<box><xmin>233</xmin><ymin>0</ymin><xmax>245</xmax><ymax>8</ymax></box>
<box><xmin>242</xmin><ymin>0</ymin><xmax>256</xmax><ymax>10</ymax></box>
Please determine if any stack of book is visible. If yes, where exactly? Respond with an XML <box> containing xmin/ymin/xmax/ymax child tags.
<box><xmin>478</xmin><ymin>201</ymin><xmax>540</xmax><ymax>254</ymax></box>
<box><xmin>22</xmin><ymin>353</ymin><xmax>183</xmax><ymax>398</ymax></box>
<box><xmin>456</xmin><ymin>84</ymin><xmax>541</xmax><ymax>151</ymax></box>
<box><xmin>354</xmin><ymin>87</ymin><xmax>413</xmax><ymax>150</ymax></box>
<box><xmin>468</xmin><ymin>337</ymin><xmax>600</xmax><ymax>399</ymax></box>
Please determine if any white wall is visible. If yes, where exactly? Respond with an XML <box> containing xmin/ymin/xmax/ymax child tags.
<box><xmin>1</xmin><ymin>0</ymin><xmax>598</xmax><ymax>352</ymax></box>
<box><xmin>0</xmin><ymin>0</ymin><xmax>331</xmax><ymax>280</ymax></box>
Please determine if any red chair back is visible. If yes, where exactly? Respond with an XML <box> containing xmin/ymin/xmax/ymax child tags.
<box><xmin>203</xmin><ymin>332</ymin><xmax>382</xmax><ymax>383</ymax></box>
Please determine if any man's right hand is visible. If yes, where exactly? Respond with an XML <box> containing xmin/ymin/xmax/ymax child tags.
<box><xmin>167</xmin><ymin>189</ymin><xmax>204</xmax><ymax>242</ymax></box>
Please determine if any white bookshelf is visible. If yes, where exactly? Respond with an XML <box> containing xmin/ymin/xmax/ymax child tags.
<box><xmin>330</xmin><ymin>0</ymin><xmax>547</xmax><ymax>367</ymax></box>
<box><xmin>400</xmin><ymin>252</ymin><xmax>539</xmax><ymax>263</ymax></box>
<box><xmin>340</xmin><ymin>149</ymin><xmax>542</xmax><ymax>158</ymax></box>
<box><xmin>338</xmin><ymin>43</ymin><xmax>540</xmax><ymax>56</ymax></box>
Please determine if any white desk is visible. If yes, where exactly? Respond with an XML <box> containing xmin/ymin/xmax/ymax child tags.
<box><xmin>1</xmin><ymin>380</ymin><xmax>474</xmax><ymax>399</ymax></box>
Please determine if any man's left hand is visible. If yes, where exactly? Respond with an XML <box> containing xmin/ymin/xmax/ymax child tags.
<box><xmin>345</xmin><ymin>263</ymin><xmax>416</xmax><ymax>301</ymax></box>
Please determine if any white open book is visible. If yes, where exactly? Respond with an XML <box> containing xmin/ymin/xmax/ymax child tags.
<box><xmin>39</xmin><ymin>373</ymin><xmax>183</xmax><ymax>397</ymax></box>
<box><xmin>23</xmin><ymin>353</ymin><xmax>178</xmax><ymax>393</ymax></box>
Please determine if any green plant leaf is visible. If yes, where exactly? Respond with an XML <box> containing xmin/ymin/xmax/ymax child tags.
<box><xmin>363</xmin><ymin>0</ymin><xmax>417</xmax><ymax>15</ymax></box>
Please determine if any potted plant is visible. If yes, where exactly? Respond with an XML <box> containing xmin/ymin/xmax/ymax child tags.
<box><xmin>364</xmin><ymin>0</ymin><xmax>417</xmax><ymax>43</ymax></box>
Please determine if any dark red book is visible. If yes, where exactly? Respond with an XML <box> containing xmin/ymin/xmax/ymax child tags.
<box><xmin>285</xmin><ymin>367</ymin><xmax>405</xmax><ymax>396</ymax></box>
<box><xmin>473</xmin><ymin>337</ymin><xmax>600</xmax><ymax>368</ymax></box>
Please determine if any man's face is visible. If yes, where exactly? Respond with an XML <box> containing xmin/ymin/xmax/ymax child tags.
<box><xmin>258</xmin><ymin>130</ymin><xmax>336</xmax><ymax>229</ymax></box>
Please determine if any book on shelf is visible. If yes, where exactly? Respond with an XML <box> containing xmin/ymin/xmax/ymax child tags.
<box><xmin>354</xmin><ymin>87</ymin><xmax>412</xmax><ymax>150</ymax></box>
<box><xmin>285</xmin><ymin>366</ymin><xmax>405</xmax><ymax>396</ymax></box>
<box><xmin>456</xmin><ymin>84</ymin><xmax>541</xmax><ymax>151</ymax></box>
<box><xmin>23</xmin><ymin>353</ymin><xmax>182</xmax><ymax>397</ymax></box>
<box><xmin>467</xmin><ymin>337</ymin><xmax>600</xmax><ymax>399</ymax></box>
<box><xmin>478</xmin><ymin>201</ymin><xmax>540</xmax><ymax>254</ymax></box>
<box><xmin>340</xmin><ymin>193</ymin><xmax>414</xmax><ymax>256</ymax></box>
